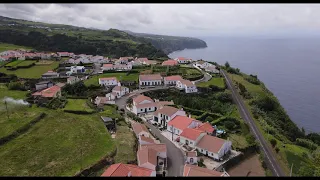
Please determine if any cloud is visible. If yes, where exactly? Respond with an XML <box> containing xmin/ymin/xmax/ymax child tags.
<box><xmin>0</xmin><ymin>4</ymin><xmax>320</xmax><ymax>37</ymax></box>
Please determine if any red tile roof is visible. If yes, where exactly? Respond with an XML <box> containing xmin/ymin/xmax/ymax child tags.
<box><xmin>137</xmin><ymin>147</ymin><xmax>158</xmax><ymax>167</ymax></box>
<box><xmin>133</xmin><ymin>95</ymin><xmax>153</xmax><ymax>104</ymax></box>
<box><xmin>135</xmin><ymin>102</ymin><xmax>157</xmax><ymax>109</ymax></box>
<box><xmin>196</xmin><ymin>122</ymin><xmax>214</xmax><ymax>134</ymax></box>
<box><xmin>131</xmin><ymin>122</ymin><xmax>149</xmax><ymax>136</ymax></box>
<box><xmin>177</xmin><ymin>57</ymin><xmax>188</xmax><ymax>60</ymax></box>
<box><xmin>183</xmin><ymin>164</ymin><xmax>225</xmax><ymax>176</ymax></box>
<box><xmin>162</xmin><ymin>60</ymin><xmax>178</xmax><ymax>66</ymax></box>
<box><xmin>180</xmin><ymin>128</ymin><xmax>205</xmax><ymax>141</ymax></box>
<box><xmin>154</xmin><ymin>106</ymin><xmax>180</xmax><ymax>117</ymax></box>
<box><xmin>139</xmin><ymin>74</ymin><xmax>162</xmax><ymax>81</ymax></box>
<box><xmin>32</xmin><ymin>85</ymin><xmax>61</xmax><ymax>98</ymax></box>
<box><xmin>103</xmin><ymin>64</ymin><xmax>113</xmax><ymax>67</ymax></box>
<box><xmin>140</xmin><ymin>143</ymin><xmax>167</xmax><ymax>153</ymax></box>
<box><xmin>112</xmin><ymin>86</ymin><xmax>127</xmax><ymax>92</ymax></box>
<box><xmin>196</xmin><ymin>135</ymin><xmax>226</xmax><ymax>153</ymax></box>
<box><xmin>179</xmin><ymin>79</ymin><xmax>195</xmax><ymax>87</ymax></box>
<box><xmin>186</xmin><ymin>151</ymin><xmax>197</xmax><ymax>157</ymax></box>
<box><xmin>167</xmin><ymin>115</ymin><xmax>194</xmax><ymax>130</ymax></box>
<box><xmin>164</xmin><ymin>75</ymin><xmax>183</xmax><ymax>81</ymax></box>
<box><xmin>139</xmin><ymin>135</ymin><xmax>155</xmax><ymax>144</ymax></box>
<box><xmin>101</xmin><ymin>163</ymin><xmax>153</xmax><ymax>177</ymax></box>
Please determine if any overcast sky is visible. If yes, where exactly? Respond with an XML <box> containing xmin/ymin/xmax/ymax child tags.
<box><xmin>1</xmin><ymin>3</ymin><xmax>320</xmax><ymax>37</ymax></box>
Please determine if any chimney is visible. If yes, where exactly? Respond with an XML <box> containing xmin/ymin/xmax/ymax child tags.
<box><xmin>188</xmin><ymin>114</ymin><xmax>191</xmax><ymax>118</ymax></box>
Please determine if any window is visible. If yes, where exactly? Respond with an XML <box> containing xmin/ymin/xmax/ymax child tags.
<box><xmin>160</xmin><ymin>114</ymin><xmax>162</xmax><ymax>117</ymax></box>
<box><xmin>170</xmin><ymin>127</ymin><xmax>172</xmax><ymax>130</ymax></box>
<box><xmin>201</xmin><ymin>149</ymin><xmax>203</xmax><ymax>152</ymax></box>
<box><xmin>149</xmin><ymin>108</ymin><xmax>151</xmax><ymax>110</ymax></box>
<box><xmin>141</xmin><ymin>109</ymin><xmax>143</xmax><ymax>111</ymax></box>
<box><xmin>190</xmin><ymin>142</ymin><xmax>193</xmax><ymax>145</ymax></box>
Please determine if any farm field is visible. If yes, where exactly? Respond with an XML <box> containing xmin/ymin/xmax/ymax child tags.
<box><xmin>0</xmin><ymin>43</ymin><xmax>33</xmax><ymax>52</ymax></box>
<box><xmin>197</xmin><ymin>77</ymin><xmax>225</xmax><ymax>88</ymax></box>
<box><xmin>84</xmin><ymin>72</ymin><xmax>139</xmax><ymax>86</ymax></box>
<box><xmin>0</xmin><ymin>61</ymin><xmax>59</xmax><ymax>78</ymax></box>
<box><xmin>0</xmin><ymin>108</ymin><xmax>115</xmax><ymax>176</ymax></box>
<box><xmin>0</xmin><ymin>84</ymin><xmax>28</xmax><ymax>99</ymax></box>
<box><xmin>64</xmin><ymin>99</ymin><xmax>94</xmax><ymax>113</ymax></box>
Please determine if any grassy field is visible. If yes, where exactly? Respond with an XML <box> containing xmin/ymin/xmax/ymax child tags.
<box><xmin>64</xmin><ymin>99</ymin><xmax>94</xmax><ymax>113</ymax></box>
<box><xmin>227</xmin><ymin>72</ymin><xmax>314</xmax><ymax>176</ymax></box>
<box><xmin>35</xmin><ymin>60</ymin><xmax>54</xmax><ymax>65</ymax></box>
<box><xmin>114</xmin><ymin>125</ymin><xmax>137</xmax><ymax>164</ymax></box>
<box><xmin>0</xmin><ymin>61</ymin><xmax>59</xmax><ymax>79</ymax></box>
<box><xmin>0</xmin><ymin>105</ymin><xmax>42</xmax><ymax>139</ymax></box>
<box><xmin>0</xmin><ymin>43</ymin><xmax>33</xmax><ymax>52</ymax></box>
<box><xmin>197</xmin><ymin>77</ymin><xmax>225</xmax><ymax>88</ymax></box>
<box><xmin>0</xmin><ymin>108</ymin><xmax>116</xmax><ymax>176</ymax></box>
<box><xmin>0</xmin><ymin>84</ymin><xmax>28</xmax><ymax>99</ymax></box>
<box><xmin>5</xmin><ymin>60</ymin><xmax>24</xmax><ymax>67</ymax></box>
<box><xmin>84</xmin><ymin>72</ymin><xmax>139</xmax><ymax>86</ymax></box>
<box><xmin>16</xmin><ymin>60</ymin><xmax>36</xmax><ymax>67</ymax></box>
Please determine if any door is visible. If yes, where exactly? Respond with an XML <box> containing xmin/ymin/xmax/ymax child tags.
<box><xmin>186</xmin><ymin>140</ymin><xmax>189</xmax><ymax>145</ymax></box>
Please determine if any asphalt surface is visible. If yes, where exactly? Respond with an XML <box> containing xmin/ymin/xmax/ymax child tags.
<box><xmin>114</xmin><ymin>86</ymin><xmax>185</xmax><ymax>176</ymax></box>
<box><xmin>220</xmin><ymin>69</ymin><xmax>285</xmax><ymax>177</ymax></box>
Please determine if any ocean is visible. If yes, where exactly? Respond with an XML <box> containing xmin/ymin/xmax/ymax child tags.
<box><xmin>168</xmin><ymin>36</ymin><xmax>320</xmax><ymax>133</ymax></box>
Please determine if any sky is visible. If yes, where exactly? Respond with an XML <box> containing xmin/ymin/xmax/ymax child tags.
<box><xmin>1</xmin><ymin>3</ymin><xmax>320</xmax><ymax>37</ymax></box>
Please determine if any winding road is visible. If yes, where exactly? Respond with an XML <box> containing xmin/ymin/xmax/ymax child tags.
<box><xmin>220</xmin><ymin>69</ymin><xmax>285</xmax><ymax>177</ymax></box>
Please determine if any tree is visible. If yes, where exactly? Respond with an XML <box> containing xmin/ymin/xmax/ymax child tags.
<box><xmin>270</xmin><ymin>139</ymin><xmax>277</xmax><ymax>148</ymax></box>
<box><xmin>205</xmin><ymin>116</ymin><xmax>213</xmax><ymax>123</ymax></box>
<box><xmin>225</xmin><ymin>61</ymin><xmax>230</xmax><ymax>68</ymax></box>
<box><xmin>275</xmin><ymin>147</ymin><xmax>280</xmax><ymax>153</ymax></box>
<box><xmin>298</xmin><ymin>164</ymin><xmax>315</xmax><ymax>176</ymax></box>
<box><xmin>224</xmin><ymin>121</ymin><xmax>235</xmax><ymax>130</ymax></box>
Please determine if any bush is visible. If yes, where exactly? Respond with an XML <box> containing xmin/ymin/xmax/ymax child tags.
<box><xmin>270</xmin><ymin>139</ymin><xmax>277</xmax><ymax>148</ymax></box>
<box><xmin>224</xmin><ymin>121</ymin><xmax>235</xmax><ymax>130</ymax></box>
<box><xmin>8</xmin><ymin>81</ymin><xmax>25</xmax><ymax>90</ymax></box>
<box><xmin>275</xmin><ymin>147</ymin><xmax>280</xmax><ymax>153</ymax></box>
<box><xmin>296</xmin><ymin>138</ymin><xmax>318</xmax><ymax>150</ymax></box>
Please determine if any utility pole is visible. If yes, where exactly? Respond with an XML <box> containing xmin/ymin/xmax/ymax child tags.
<box><xmin>290</xmin><ymin>163</ymin><xmax>293</xmax><ymax>177</ymax></box>
<box><xmin>4</xmin><ymin>100</ymin><xmax>9</xmax><ymax>120</ymax></box>
<box><xmin>171</xmin><ymin>125</ymin><xmax>174</xmax><ymax>141</ymax></box>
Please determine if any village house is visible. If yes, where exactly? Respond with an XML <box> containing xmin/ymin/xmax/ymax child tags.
<box><xmin>194</xmin><ymin>60</ymin><xmax>212</xmax><ymax>69</ymax></box>
<box><xmin>17</xmin><ymin>54</ymin><xmax>25</xmax><ymax>60</ymax></box>
<box><xmin>35</xmin><ymin>81</ymin><xmax>54</xmax><ymax>91</ymax></box>
<box><xmin>24</xmin><ymin>53</ymin><xmax>37</xmax><ymax>59</ymax></box>
<box><xmin>185</xmin><ymin>151</ymin><xmax>198</xmax><ymax>165</ymax></box>
<box><xmin>139</xmin><ymin>135</ymin><xmax>155</xmax><ymax>145</ymax></box>
<box><xmin>163</xmin><ymin>75</ymin><xmax>183</xmax><ymax>86</ymax></box>
<box><xmin>153</xmin><ymin>106</ymin><xmax>186</xmax><ymax>127</ymax></box>
<box><xmin>69</xmin><ymin>66</ymin><xmax>85</xmax><ymax>74</ymax></box>
<box><xmin>161</xmin><ymin>59</ymin><xmax>178</xmax><ymax>66</ymax></box>
<box><xmin>101</xmin><ymin>64</ymin><xmax>113</xmax><ymax>71</ymax></box>
<box><xmin>41</xmin><ymin>71</ymin><xmax>60</xmax><ymax>79</ymax></box>
<box><xmin>130</xmin><ymin>59</ymin><xmax>143</xmax><ymax>66</ymax></box>
<box><xmin>113</xmin><ymin>64</ymin><xmax>132</xmax><ymax>71</ymax></box>
<box><xmin>132</xmin><ymin>95</ymin><xmax>156</xmax><ymax>114</ymax></box>
<box><xmin>98</xmin><ymin>77</ymin><xmax>120</xmax><ymax>86</ymax></box>
<box><xmin>139</xmin><ymin>74</ymin><xmax>163</xmax><ymax>86</ymax></box>
<box><xmin>117</xmin><ymin>57</ymin><xmax>129</xmax><ymax>64</ymax></box>
<box><xmin>196</xmin><ymin>122</ymin><xmax>215</xmax><ymax>135</ymax></box>
<box><xmin>32</xmin><ymin>85</ymin><xmax>61</xmax><ymax>99</ymax></box>
<box><xmin>195</xmin><ymin>135</ymin><xmax>232</xmax><ymax>161</ymax></box>
<box><xmin>101</xmin><ymin>163</ymin><xmax>156</xmax><ymax>177</ymax></box>
<box><xmin>137</xmin><ymin>143</ymin><xmax>167</xmax><ymax>171</ymax></box>
<box><xmin>57</xmin><ymin>52</ymin><xmax>74</xmax><ymax>57</ymax></box>
<box><xmin>183</xmin><ymin>164</ymin><xmax>229</xmax><ymax>177</ymax></box>
<box><xmin>105</xmin><ymin>92</ymin><xmax>117</xmax><ymax>101</ymax></box>
<box><xmin>94</xmin><ymin>96</ymin><xmax>114</xmax><ymax>106</ymax></box>
<box><xmin>167</xmin><ymin>115</ymin><xmax>202</xmax><ymax>135</ymax></box>
<box><xmin>112</xmin><ymin>86</ymin><xmax>129</xmax><ymax>98</ymax></box>
<box><xmin>176</xmin><ymin>79</ymin><xmax>198</xmax><ymax>93</ymax></box>
<box><xmin>131</xmin><ymin>122</ymin><xmax>150</xmax><ymax>138</ymax></box>
<box><xmin>40</xmin><ymin>53</ymin><xmax>52</xmax><ymax>60</ymax></box>
<box><xmin>179</xmin><ymin>128</ymin><xmax>206</xmax><ymax>148</ymax></box>
<box><xmin>174</xmin><ymin>57</ymin><xmax>191</xmax><ymax>64</ymax></box>
<box><xmin>67</xmin><ymin>76</ymin><xmax>80</xmax><ymax>84</ymax></box>
<box><xmin>205</xmin><ymin>65</ymin><xmax>219</xmax><ymax>74</ymax></box>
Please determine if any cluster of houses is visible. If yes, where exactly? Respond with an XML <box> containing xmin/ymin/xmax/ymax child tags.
<box><xmin>0</xmin><ymin>49</ymin><xmax>61</xmax><ymax>61</ymax></box>
<box><xmin>194</xmin><ymin>60</ymin><xmax>219</xmax><ymax>74</ymax></box>
<box><xmin>161</xmin><ymin>57</ymin><xmax>192</xmax><ymax>66</ymax></box>
<box><xmin>129</xmin><ymin>94</ymin><xmax>232</xmax><ymax>162</ymax></box>
<box><xmin>139</xmin><ymin>74</ymin><xmax>198</xmax><ymax>93</ymax></box>
<box><xmin>101</xmin><ymin>122</ymin><xmax>167</xmax><ymax>177</ymax></box>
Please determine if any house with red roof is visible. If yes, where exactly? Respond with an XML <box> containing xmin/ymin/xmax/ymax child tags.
<box><xmin>196</xmin><ymin>122</ymin><xmax>215</xmax><ymax>135</ymax></box>
<box><xmin>139</xmin><ymin>74</ymin><xmax>163</xmax><ymax>86</ymax></box>
<box><xmin>161</xmin><ymin>59</ymin><xmax>178</xmax><ymax>66</ymax></box>
<box><xmin>139</xmin><ymin>135</ymin><xmax>155</xmax><ymax>145</ymax></box>
<box><xmin>167</xmin><ymin>115</ymin><xmax>202</xmax><ymax>135</ymax></box>
<box><xmin>101</xmin><ymin>63</ymin><xmax>113</xmax><ymax>71</ymax></box>
<box><xmin>112</xmin><ymin>85</ymin><xmax>129</xmax><ymax>98</ymax></box>
<box><xmin>98</xmin><ymin>77</ymin><xmax>120</xmax><ymax>86</ymax></box>
<box><xmin>153</xmin><ymin>106</ymin><xmax>186</xmax><ymax>127</ymax></box>
<box><xmin>179</xmin><ymin>128</ymin><xmax>206</xmax><ymax>148</ymax></box>
<box><xmin>176</xmin><ymin>79</ymin><xmax>198</xmax><ymax>93</ymax></box>
<box><xmin>101</xmin><ymin>163</ymin><xmax>156</xmax><ymax>177</ymax></box>
<box><xmin>174</xmin><ymin>57</ymin><xmax>192</xmax><ymax>64</ymax></box>
<box><xmin>57</xmin><ymin>52</ymin><xmax>74</xmax><ymax>57</ymax></box>
<box><xmin>137</xmin><ymin>143</ymin><xmax>167</xmax><ymax>171</ymax></box>
<box><xmin>32</xmin><ymin>85</ymin><xmax>61</xmax><ymax>99</ymax></box>
<box><xmin>183</xmin><ymin>164</ymin><xmax>229</xmax><ymax>177</ymax></box>
<box><xmin>185</xmin><ymin>151</ymin><xmax>198</xmax><ymax>165</ymax></box>
<box><xmin>163</xmin><ymin>75</ymin><xmax>183</xmax><ymax>86</ymax></box>
<box><xmin>94</xmin><ymin>96</ymin><xmax>115</xmax><ymax>106</ymax></box>
<box><xmin>195</xmin><ymin>135</ymin><xmax>232</xmax><ymax>161</ymax></box>
<box><xmin>131</xmin><ymin>122</ymin><xmax>150</xmax><ymax>138</ymax></box>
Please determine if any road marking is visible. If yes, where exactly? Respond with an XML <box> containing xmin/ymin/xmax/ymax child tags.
<box><xmin>222</xmin><ymin>71</ymin><xmax>280</xmax><ymax>177</ymax></box>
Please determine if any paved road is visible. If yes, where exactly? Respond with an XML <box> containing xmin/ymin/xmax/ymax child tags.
<box><xmin>220</xmin><ymin>69</ymin><xmax>285</xmax><ymax>177</ymax></box>
<box><xmin>191</xmin><ymin>64</ymin><xmax>212</xmax><ymax>84</ymax></box>
<box><xmin>114</xmin><ymin>86</ymin><xmax>185</xmax><ymax>176</ymax></box>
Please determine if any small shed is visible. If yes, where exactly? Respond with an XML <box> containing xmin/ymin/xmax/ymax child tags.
<box><xmin>101</xmin><ymin>116</ymin><xmax>116</xmax><ymax>132</ymax></box>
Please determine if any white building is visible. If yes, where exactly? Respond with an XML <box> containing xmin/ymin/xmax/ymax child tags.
<box><xmin>179</xmin><ymin>128</ymin><xmax>206</xmax><ymax>148</ymax></box>
<box><xmin>113</xmin><ymin>64</ymin><xmax>132</xmax><ymax>71</ymax></box>
<box><xmin>167</xmin><ymin>116</ymin><xmax>202</xmax><ymax>135</ymax></box>
<box><xmin>153</xmin><ymin>106</ymin><xmax>186</xmax><ymax>127</ymax></box>
<box><xmin>176</xmin><ymin>79</ymin><xmax>198</xmax><ymax>93</ymax></box>
<box><xmin>70</xmin><ymin>66</ymin><xmax>85</xmax><ymax>74</ymax></box>
<box><xmin>139</xmin><ymin>74</ymin><xmax>163</xmax><ymax>86</ymax></box>
<box><xmin>112</xmin><ymin>86</ymin><xmax>129</xmax><ymax>98</ymax></box>
<box><xmin>105</xmin><ymin>92</ymin><xmax>117</xmax><ymax>101</ymax></box>
<box><xmin>131</xmin><ymin>122</ymin><xmax>150</xmax><ymax>138</ymax></box>
<box><xmin>163</xmin><ymin>75</ymin><xmax>183</xmax><ymax>86</ymax></box>
<box><xmin>101</xmin><ymin>163</ymin><xmax>156</xmax><ymax>177</ymax></box>
<box><xmin>185</xmin><ymin>151</ymin><xmax>198</xmax><ymax>165</ymax></box>
<box><xmin>205</xmin><ymin>65</ymin><xmax>220</xmax><ymax>74</ymax></box>
<box><xmin>101</xmin><ymin>64</ymin><xmax>113</xmax><ymax>71</ymax></box>
<box><xmin>40</xmin><ymin>53</ymin><xmax>52</xmax><ymax>60</ymax></box>
<box><xmin>174</xmin><ymin>57</ymin><xmax>191</xmax><ymax>64</ymax></box>
<box><xmin>98</xmin><ymin>77</ymin><xmax>119</xmax><ymax>86</ymax></box>
<box><xmin>137</xmin><ymin>144</ymin><xmax>167</xmax><ymax>171</ymax></box>
<box><xmin>194</xmin><ymin>60</ymin><xmax>212</xmax><ymax>69</ymax></box>
<box><xmin>67</xmin><ymin>76</ymin><xmax>80</xmax><ymax>84</ymax></box>
<box><xmin>139</xmin><ymin>135</ymin><xmax>155</xmax><ymax>145</ymax></box>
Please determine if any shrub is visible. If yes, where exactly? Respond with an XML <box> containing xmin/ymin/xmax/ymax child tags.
<box><xmin>275</xmin><ymin>147</ymin><xmax>280</xmax><ymax>153</ymax></box>
<box><xmin>270</xmin><ymin>139</ymin><xmax>277</xmax><ymax>148</ymax></box>
<box><xmin>296</xmin><ymin>138</ymin><xmax>318</xmax><ymax>150</ymax></box>
<box><xmin>8</xmin><ymin>81</ymin><xmax>25</xmax><ymax>90</ymax></box>
<box><xmin>224</xmin><ymin>121</ymin><xmax>235</xmax><ymax>130</ymax></box>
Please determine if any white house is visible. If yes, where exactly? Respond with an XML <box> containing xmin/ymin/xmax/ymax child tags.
<box><xmin>67</xmin><ymin>76</ymin><xmax>80</xmax><ymax>84</ymax></box>
<box><xmin>137</xmin><ymin>144</ymin><xmax>167</xmax><ymax>171</ymax></box>
<box><xmin>163</xmin><ymin>75</ymin><xmax>183</xmax><ymax>86</ymax></box>
<box><xmin>185</xmin><ymin>151</ymin><xmax>198</xmax><ymax>165</ymax></box>
<box><xmin>176</xmin><ymin>79</ymin><xmax>198</xmax><ymax>93</ymax></box>
<box><xmin>174</xmin><ymin>57</ymin><xmax>191</xmax><ymax>64</ymax></box>
<box><xmin>195</xmin><ymin>135</ymin><xmax>232</xmax><ymax>161</ymax></box>
<box><xmin>105</xmin><ymin>92</ymin><xmax>117</xmax><ymax>101</ymax></box>
<box><xmin>132</xmin><ymin>95</ymin><xmax>156</xmax><ymax>115</ymax></box>
<box><xmin>98</xmin><ymin>77</ymin><xmax>119</xmax><ymax>86</ymax></box>
<box><xmin>205</xmin><ymin>65</ymin><xmax>220</xmax><ymax>74</ymax></box>
<box><xmin>113</xmin><ymin>64</ymin><xmax>132</xmax><ymax>71</ymax></box>
<box><xmin>179</xmin><ymin>128</ymin><xmax>206</xmax><ymax>148</ymax></box>
<box><xmin>153</xmin><ymin>106</ymin><xmax>186</xmax><ymax>127</ymax></box>
<box><xmin>101</xmin><ymin>64</ymin><xmax>113</xmax><ymax>71</ymax></box>
<box><xmin>139</xmin><ymin>74</ymin><xmax>163</xmax><ymax>86</ymax></box>
<box><xmin>70</xmin><ymin>66</ymin><xmax>85</xmax><ymax>74</ymax></box>
<box><xmin>167</xmin><ymin>116</ymin><xmax>202</xmax><ymax>135</ymax></box>
<box><xmin>194</xmin><ymin>60</ymin><xmax>211</xmax><ymax>69</ymax></box>
<box><xmin>132</xmin><ymin>122</ymin><xmax>150</xmax><ymax>138</ymax></box>
<box><xmin>40</xmin><ymin>53</ymin><xmax>52</xmax><ymax>60</ymax></box>
<box><xmin>18</xmin><ymin>55</ymin><xmax>26</xmax><ymax>60</ymax></box>
<box><xmin>57</xmin><ymin>52</ymin><xmax>73</xmax><ymax>57</ymax></box>
<box><xmin>112</xmin><ymin>86</ymin><xmax>129</xmax><ymax>98</ymax></box>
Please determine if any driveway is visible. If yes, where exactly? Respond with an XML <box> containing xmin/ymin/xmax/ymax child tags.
<box><xmin>145</xmin><ymin>122</ymin><xmax>185</xmax><ymax>176</ymax></box>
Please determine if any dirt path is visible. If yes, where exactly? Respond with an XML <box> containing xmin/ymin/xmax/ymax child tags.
<box><xmin>227</xmin><ymin>154</ymin><xmax>265</xmax><ymax>177</ymax></box>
